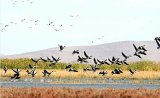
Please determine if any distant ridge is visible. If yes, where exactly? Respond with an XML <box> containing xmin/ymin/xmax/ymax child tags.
<box><xmin>1</xmin><ymin>41</ymin><xmax>160</xmax><ymax>63</ymax></box>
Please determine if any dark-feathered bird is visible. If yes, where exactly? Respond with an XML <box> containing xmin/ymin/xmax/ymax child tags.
<box><xmin>84</xmin><ymin>51</ymin><xmax>92</xmax><ymax>59</ymax></box>
<box><xmin>42</xmin><ymin>70</ymin><xmax>53</xmax><ymax>77</ymax></box>
<box><xmin>58</xmin><ymin>44</ymin><xmax>65</xmax><ymax>51</ymax></box>
<box><xmin>31</xmin><ymin>58</ymin><xmax>39</xmax><ymax>63</ymax></box>
<box><xmin>155</xmin><ymin>37</ymin><xmax>160</xmax><ymax>49</ymax></box>
<box><xmin>99</xmin><ymin>70</ymin><xmax>108</xmax><ymax>76</ymax></box>
<box><xmin>40</xmin><ymin>57</ymin><xmax>48</xmax><ymax>62</ymax></box>
<box><xmin>72</xmin><ymin>50</ymin><xmax>79</xmax><ymax>55</ymax></box>
<box><xmin>129</xmin><ymin>68</ymin><xmax>136</xmax><ymax>75</ymax></box>
<box><xmin>3</xmin><ymin>66</ymin><xmax>8</xmax><ymax>75</ymax></box>
<box><xmin>65</xmin><ymin>64</ymin><xmax>72</xmax><ymax>69</ymax></box>
<box><xmin>11</xmin><ymin>68</ymin><xmax>21</xmax><ymax>79</ymax></box>
<box><xmin>68</xmin><ymin>67</ymin><xmax>78</xmax><ymax>72</ymax></box>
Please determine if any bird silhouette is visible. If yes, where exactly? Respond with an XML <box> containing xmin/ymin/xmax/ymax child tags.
<box><xmin>83</xmin><ymin>51</ymin><xmax>92</xmax><ymax>59</ymax></box>
<box><xmin>155</xmin><ymin>37</ymin><xmax>160</xmax><ymax>49</ymax></box>
<box><xmin>99</xmin><ymin>70</ymin><xmax>108</xmax><ymax>76</ymax></box>
<box><xmin>58</xmin><ymin>45</ymin><xmax>65</xmax><ymax>51</ymax></box>
<box><xmin>129</xmin><ymin>68</ymin><xmax>136</xmax><ymax>75</ymax></box>
<box><xmin>42</xmin><ymin>70</ymin><xmax>53</xmax><ymax>77</ymax></box>
<box><xmin>72</xmin><ymin>50</ymin><xmax>79</xmax><ymax>55</ymax></box>
<box><xmin>3</xmin><ymin>66</ymin><xmax>8</xmax><ymax>75</ymax></box>
<box><xmin>11</xmin><ymin>68</ymin><xmax>21</xmax><ymax>79</ymax></box>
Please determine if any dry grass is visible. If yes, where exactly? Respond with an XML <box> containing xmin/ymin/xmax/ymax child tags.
<box><xmin>1</xmin><ymin>69</ymin><xmax>160</xmax><ymax>80</ymax></box>
<box><xmin>0</xmin><ymin>87</ymin><xmax>160</xmax><ymax>98</ymax></box>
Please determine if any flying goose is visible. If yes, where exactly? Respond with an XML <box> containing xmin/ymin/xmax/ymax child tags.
<box><xmin>3</xmin><ymin>66</ymin><xmax>8</xmax><ymax>75</ymax></box>
<box><xmin>42</xmin><ymin>70</ymin><xmax>53</xmax><ymax>77</ymax></box>
<box><xmin>72</xmin><ymin>50</ymin><xmax>79</xmax><ymax>55</ymax></box>
<box><xmin>84</xmin><ymin>51</ymin><xmax>92</xmax><ymax>59</ymax></box>
<box><xmin>11</xmin><ymin>68</ymin><xmax>21</xmax><ymax>79</ymax></box>
<box><xmin>129</xmin><ymin>68</ymin><xmax>136</xmax><ymax>75</ymax></box>
<box><xmin>155</xmin><ymin>37</ymin><xmax>160</xmax><ymax>49</ymax></box>
<box><xmin>99</xmin><ymin>70</ymin><xmax>108</xmax><ymax>76</ymax></box>
<box><xmin>31</xmin><ymin>58</ymin><xmax>39</xmax><ymax>63</ymax></box>
<box><xmin>58</xmin><ymin>44</ymin><xmax>65</xmax><ymax>51</ymax></box>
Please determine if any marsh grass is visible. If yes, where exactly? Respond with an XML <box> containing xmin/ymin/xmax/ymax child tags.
<box><xmin>0</xmin><ymin>87</ymin><xmax>160</xmax><ymax>98</ymax></box>
<box><xmin>0</xmin><ymin>59</ymin><xmax>160</xmax><ymax>71</ymax></box>
<box><xmin>1</xmin><ymin>69</ymin><xmax>160</xmax><ymax>80</ymax></box>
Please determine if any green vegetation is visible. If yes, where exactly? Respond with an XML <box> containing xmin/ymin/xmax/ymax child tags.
<box><xmin>0</xmin><ymin>58</ymin><xmax>160</xmax><ymax>71</ymax></box>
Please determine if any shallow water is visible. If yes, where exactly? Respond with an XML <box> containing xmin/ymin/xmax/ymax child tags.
<box><xmin>0</xmin><ymin>78</ymin><xmax>160</xmax><ymax>89</ymax></box>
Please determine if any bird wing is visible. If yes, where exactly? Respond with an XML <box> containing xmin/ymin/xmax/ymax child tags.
<box><xmin>122</xmin><ymin>52</ymin><xmax>127</xmax><ymax>58</ymax></box>
<box><xmin>155</xmin><ymin>39</ymin><xmax>160</xmax><ymax>46</ymax></box>
<box><xmin>93</xmin><ymin>58</ymin><xmax>97</xmax><ymax>65</ymax></box>
<box><xmin>52</xmin><ymin>56</ymin><xmax>57</xmax><ymax>61</ymax></box>
<box><xmin>133</xmin><ymin>44</ymin><xmax>138</xmax><ymax>51</ymax></box>
<box><xmin>84</xmin><ymin>51</ymin><xmax>89</xmax><ymax>58</ymax></box>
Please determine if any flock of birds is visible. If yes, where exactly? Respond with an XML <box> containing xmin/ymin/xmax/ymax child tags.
<box><xmin>2</xmin><ymin>37</ymin><xmax>160</xmax><ymax>81</ymax></box>
<box><xmin>0</xmin><ymin>14</ymin><xmax>79</xmax><ymax>33</ymax></box>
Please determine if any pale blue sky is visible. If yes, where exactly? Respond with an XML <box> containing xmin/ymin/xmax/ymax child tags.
<box><xmin>0</xmin><ymin>0</ymin><xmax>160</xmax><ymax>55</ymax></box>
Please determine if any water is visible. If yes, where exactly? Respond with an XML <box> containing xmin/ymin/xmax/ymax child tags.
<box><xmin>0</xmin><ymin>78</ymin><xmax>160</xmax><ymax>89</ymax></box>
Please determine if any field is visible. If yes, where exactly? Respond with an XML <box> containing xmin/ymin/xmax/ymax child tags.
<box><xmin>0</xmin><ymin>87</ymin><xmax>160</xmax><ymax>98</ymax></box>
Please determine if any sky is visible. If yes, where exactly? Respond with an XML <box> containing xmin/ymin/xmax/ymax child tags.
<box><xmin>0</xmin><ymin>0</ymin><xmax>160</xmax><ymax>55</ymax></box>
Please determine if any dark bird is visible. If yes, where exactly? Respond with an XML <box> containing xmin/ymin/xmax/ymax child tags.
<box><xmin>155</xmin><ymin>37</ymin><xmax>160</xmax><ymax>49</ymax></box>
<box><xmin>134</xmin><ymin>52</ymin><xmax>142</xmax><ymax>59</ymax></box>
<box><xmin>77</xmin><ymin>56</ymin><xmax>88</xmax><ymax>63</ymax></box>
<box><xmin>83</xmin><ymin>51</ymin><xmax>92</xmax><ymax>59</ymax></box>
<box><xmin>122</xmin><ymin>52</ymin><xmax>131</xmax><ymax>60</ymax></box>
<box><xmin>99</xmin><ymin>70</ymin><xmax>108</xmax><ymax>76</ymax></box>
<box><xmin>31</xmin><ymin>58</ymin><xmax>39</xmax><ymax>63</ymax></box>
<box><xmin>72</xmin><ymin>50</ymin><xmax>79</xmax><ymax>55</ymax></box>
<box><xmin>65</xmin><ymin>64</ymin><xmax>72</xmax><ymax>69</ymax></box>
<box><xmin>26</xmin><ymin>69</ymin><xmax>37</xmax><ymax>78</ymax></box>
<box><xmin>58</xmin><ymin>44</ymin><xmax>65</xmax><ymax>51</ymax></box>
<box><xmin>42</xmin><ymin>70</ymin><xmax>53</xmax><ymax>77</ymax></box>
<box><xmin>90</xmin><ymin>65</ymin><xmax>99</xmax><ymax>72</ymax></box>
<box><xmin>3</xmin><ymin>66</ymin><xmax>8</xmax><ymax>75</ymax></box>
<box><xmin>138</xmin><ymin>45</ymin><xmax>147</xmax><ymax>52</ymax></box>
<box><xmin>51</xmin><ymin>56</ymin><xmax>61</xmax><ymax>63</ymax></box>
<box><xmin>97</xmin><ymin>59</ymin><xmax>105</xmax><ymax>65</ymax></box>
<box><xmin>11</xmin><ymin>68</ymin><xmax>21</xmax><ymax>79</ymax></box>
<box><xmin>83</xmin><ymin>67</ymin><xmax>91</xmax><ymax>72</ymax></box>
<box><xmin>28</xmin><ymin>64</ymin><xmax>37</xmax><ymax>69</ymax></box>
<box><xmin>111</xmin><ymin>68</ymin><xmax>123</xmax><ymax>74</ymax></box>
<box><xmin>69</xmin><ymin>67</ymin><xmax>78</xmax><ymax>72</ymax></box>
<box><xmin>129</xmin><ymin>68</ymin><xmax>136</xmax><ymax>75</ymax></box>
<box><xmin>40</xmin><ymin>57</ymin><xmax>48</xmax><ymax>62</ymax></box>
<box><xmin>93</xmin><ymin>58</ymin><xmax>98</xmax><ymax>65</ymax></box>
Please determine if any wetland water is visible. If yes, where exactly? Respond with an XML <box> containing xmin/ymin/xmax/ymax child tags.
<box><xmin>0</xmin><ymin>78</ymin><xmax>160</xmax><ymax>89</ymax></box>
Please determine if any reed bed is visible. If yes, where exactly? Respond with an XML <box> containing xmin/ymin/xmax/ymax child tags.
<box><xmin>0</xmin><ymin>87</ymin><xmax>160</xmax><ymax>98</ymax></box>
<box><xmin>1</xmin><ymin>58</ymin><xmax>160</xmax><ymax>71</ymax></box>
<box><xmin>1</xmin><ymin>69</ymin><xmax>160</xmax><ymax>80</ymax></box>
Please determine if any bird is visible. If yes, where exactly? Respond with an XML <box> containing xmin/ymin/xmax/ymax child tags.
<box><xmin>68</xmin><ymin>67</ymin><xmax>78</xmax><ymax>72</ymax></box>
<box><xmin>77</xmin><ymin>56</ymin><xmax>88</xmax><ymax>63</ymax></box>
<box><xmin>83</xmin><ymin>67</ymin><xmax>91</xmax><ymax>72</ymax></box>
<box><xmin>99</xmin><ymin>70</ymin><xmax>108</xmax><ymax>76</ymax></box>
<box><xmin>42</xmin><ymin>70</ymin><xmax>53</xmax><ymax>77</ymax></box>
<box><xmin>93</xmin><ymin>58</ymin><xmax>98</xmax><ymax>65</ymax></box>
<box><xmin>40</xmin><ymin>57</ymin><xmax>48</xmax><ymax>62</ymax></box>
<box><xmin>11</xmin><ymin>68</ymin><xmax>21</xmax><ymax>79</ymax></box>
<box><xmin>83</xmin><ymin>51</ymin><xmax>92</xmax><ymax>59</ymax></box>
<box><xmin>3</xmin><ymin>66</ymin><xmax>8</xmax><ymax>75</ymax></box>
<box><xmin>31</xmin><ymin>58</ymin><xmax>39</xmax><ymax>63</ymax></box>
<box><xmin>138</xmin><ymin>45</ymin><xmax>147</xmax><ymax>52</ymax></box>
<box><xmin>28</xmin><ymin>64</ymin><xmax>37</xmax><ymax>69</ymax></box>
<box><xmin>90</xmin><ymin>65</ymin><xmax>99</xmax><ymax>72</ymax></box>
<box><xmin>122</xmin><ymin>52</ymin><xmax>131</xmax><ymax>60</ymax></box>
<box><xmin>129</xmin><ymin>68</ymin><xmax>136</xmax><ymax>75</ymax></box>
<box><xmin>97</xmin><ymin>59</ymin><xmax>105</xmax><ymax>65</ymax></box>
<box><xmin>26</xmin><ymin>69</ymin><xmax>37</xmax><ymax>78</ymax></box>
<box><xmin>65</xmin><ymin>64</ymin><xmax>72</xmax><ymax>69</ymax></box>
<box><xmin>72</xmin><ymin>50</ymin><xmax>79</xmax><ymax>55</ymax></box>
<box><xmin>58</xmin><ymin>44</ymin><xmax>65</xmax><ymax>51</ymax></box>
<box><xmin>155</xmin><ymin>37</ymin><xmax>160</xmax><ymax>49</ymax></box>
<box><xmin>51</xmin><ymin>56</ymin><xmax>61</xmax><ymax>63</ymax></box>
<box><xmin>111</xmin><ymin>68</ymin><xmax>123</xmax><ymax>74</ymax></box>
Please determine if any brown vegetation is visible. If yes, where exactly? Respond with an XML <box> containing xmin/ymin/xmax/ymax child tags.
<box><xmin>0</xmin><ymin>87</ymin><xmax>160</xmax><ymax>98</ymax></box>
<box><xmin>1</xmin><ymin>69</ymin><xmax>160</xmax><ymax>80</ymax></box>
